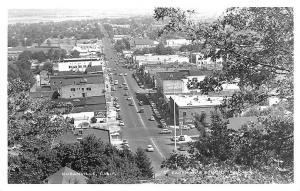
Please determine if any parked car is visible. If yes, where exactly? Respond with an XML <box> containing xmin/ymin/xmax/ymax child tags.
<box><xmin>181</xmin><ymin>125</ymin><xmax>190</xmax><ymax>130</ymax></box>
<box><xmin>179</xmin><ymin>135</ymin><xmax>185</xmax><ymax>141</ymax></box>
<box><xmin>116</xmin><ymin>115</ymin><xmax>122</xmax><ymax>120</ymax></box>
<box><xmin>127</xmin><ymin>97</ymin><xmax>132</xmax><ymax>101</ymax></box>
<box><xmin>187</xmin><ymin>124</ymin><xmax>195</xmax><ymax>129</ymax></box>
<box><xmin>138</xmin><ymin>101</ymin><xmax>143</xmax><ymax>106</ymax></box>
<box><xmin>139</xmin><ymin>108</ymin><xmax>145</xmax><ymax>113</ymax></box>
<box><xmin>122</xmin><ymin>82</ymin><xmax>126</xmax><ymax>85</ymax></box>
<box><xmin>124</xmin><ymin>73</ymin><xmax>127</xmax><ymax>76</ymax></box>
<box><xmin>119</xmin><ymin>121</ymin><xmax>125</xmax><ymax>126</ymax></box>
<box><xmin>124</xmin><ymin>92</ymin><xmax>129</xmax><ymax>96</ymax></box>
<box><xmin>149</xmin><ymin>116</ymin><xmax>155</xmax><ymax>121</ymax></box>
<box><xmin>116</xmin><ymin>108</ymin><xmax>120</xmax><ymax>112</ymax></box>
<box><xmin>119</xmin><ymin>73</ymin><xmax>123</xmax><ymax>76</ymax></box>
<box><xmin>124</xmin><ymin>86</ymin><xmax>128</xmax><ymax>90</ymax></box>
<box><xmin>171</xmin><ymin>136</ymin><xmax>180</xmax><ymax>142</ymax></box>
<box><xmin>146</xmin><ymin>145</ymin><xmax>154</xmax><ymax>152</ymax></box>
<box><xmin>129</xmin><ymin>102</ymin><xmax>134</xmax><ymax>106</ymax></box>
<box><xmin>159</xmin><ymin>129</ymin><xmax>172</xmax><ymax>134</ymax></box>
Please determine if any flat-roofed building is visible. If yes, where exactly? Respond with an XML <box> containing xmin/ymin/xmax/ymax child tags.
<box><xmin>50</xmin><ymin>72</ymin><xmax>105</xmax><ymax>99</ymax></box>
<box><xmin>134</xmin><ymin>54</ymin><xmax>189</xmax><ymax>66</ymax></box>
<box><xmin>190</xmin><ymin>52</ymin><xmax>223</xmax><ymax>70</ymax></box>
<box><xmin>56</xmin><ymin>57</ymin><xmax>104</xmax><ymax>72</ymax></box>
<box><xmin>169</xmin><ymin>94</ymin><xmax>223</xmax><ymax>125</ymax></box>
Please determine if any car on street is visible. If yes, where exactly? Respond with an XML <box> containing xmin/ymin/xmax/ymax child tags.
<box><xmin>129</xmin><ymin>102</ymin><xmax>134</xmax><ymax>106</ymax></box>
<box><xmin>119</xmin><ymin>121</ymin><xmax>125</xmax><ymax>126</ymax></box>
<box><xmin>171</xmin><ymin>136</ymin><xmax>180</xmax><ymax>142</ymax></box>
<box><xmin>116</xmin><ymin>115</ymin><xmax>122</xmax><ymax>120</ymax></box>
<box><xmin>138</xmin><ymin>101</ymin><xmax>143</xmax><ymax>106</ymax></box>
<box><xmin>181</xmin><ymin>125</ymin><xmax>190</xmax><ymax>130</ymax></box>
<box><xmin>116</xmin><ymin>108</ymin><xmax>120</xmax><ymax>112</ymax></box>
<box><xmin>187</xmin><ymin>124</ymin><xmax>195</xmax><ymax>129</ymax></box>
<box><xmin>146</xmin><ymin>145</ymin><xmax>154</xmax><ymax>152</ymax></box>
<box><xmin>179</xmin><ymin>135</ymin><xmax>186</xmax><ymax>141</ymax></box>
<box><xmin>149</xmin><ymin>116</ymin><xmax>155</xmax><ymax>121</ymax></box>
<box><xmin>124</xmin><ymin>92</ymin><xmax>129</xmax><ymax>96</ymax></box>
<box><xmin>122</xmin><ymin>82</ymin><xmax>126</xmax><ymax>85</ymax></box>
<box><xmin>119</xmin><ymin>73</ymin><xmax>123</xmax><ymax>76</ymax></box>
<box><xmin>127</xmin><ymin>97</ymin><xmax>132</xmax><ymax>101</ymax></box>
<box><xmin>124</xmin><ymin>73</ymin><xmax>127</xmax><ymax>76</ymax></box>
<box><xmin>139</xmin><ymin>108</ymin><xmax>144</xmax><ymax>113</ymax></box>
<box><xmin>124</xmin><ymin>86</ymin><xmax>128</xmax><ymax>90</ymax></box>
<box><xmin>159</xmin><ymin>129</ymin><xmax>172</xmax><ymax>134</ymax></box>
<box><xmin>118</xmin><ymin>85</ymin><xmax>122</xmax><ymax>88</ymax></box>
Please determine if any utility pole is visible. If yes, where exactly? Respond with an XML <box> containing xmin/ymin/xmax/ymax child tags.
<box><xmin>173</xmin><ymin>83</ymin><xmax>177</xmax><ymax>151</ymax></box>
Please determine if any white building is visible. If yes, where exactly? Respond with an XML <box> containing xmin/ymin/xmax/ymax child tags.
<box><xmin>134</xmin><ymin>54</ymin><xmax>189</xmax><ymax>67</ymax></box>
<box><xmin>57</xmin><ymin>58</ymin><xmax>105</xmax><ymax>72</ymax></box>
<box><xmin>190</xmin><ymin>52</ymin><xmax>223</xmax><ymax>70</ymax></box>
<box><xmin>166</xmin><ymin>39</ymin><xmax>192</xmax><ymax>48</ymax></box>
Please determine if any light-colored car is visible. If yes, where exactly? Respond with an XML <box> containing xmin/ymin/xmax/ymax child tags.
<box><xmin>127</xmin><ymin>97</ymin><xmax>132</xmax><ymax>101</ymax></box>
<box><xmin>146</xmin><ymin>145</ymin><xmax>154</xmax><ymax>152</ymax></box>
<box><xmin>187</xmin><ymin>124</ymin><xmax>195</xmax><ymax>129</ymax></box>
<box><xmin>119</xmin><ymin>121</ymin><xmax>125</xmax><ymax>126</ymax></box>
<box><xmin>150</xmin><ymin>116</ymin><xmax>155</xmax><ymax>121</ymax></box>
<box><xmin>159</xmin><ymin>129</ymin><xmax>172</xmax><ymax>134</ymax></box>
<box><xmin>122</xmin><ymin>82</ymin><xmax>127</xmax><ymax>85</ymax></box>
<box><xmin>124</xmin><ymin>73</ymin><xmax>127</xmax><ymax>76</ymax></box>
<box><xmin>181</xmin><ymin>125</ymin><xmax>190</xmax><ymax>130</ymax></box>
<box><xmin>116</xmin><ymin>108</ymin><xmax>120</xmax><ymax>112</ymax></box>
<box><xmin>119</xmin><ymin>73</ymin><xmax>123</xmax><ymax>76</ymax></box>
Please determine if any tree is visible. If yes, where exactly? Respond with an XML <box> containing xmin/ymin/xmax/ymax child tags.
<box><xmin>90</xmin><ymin>116</ymin><xmax>97</xmax><ymax>123</ymax></box>
<box><xmin>154</xmin><ymin>7</ymin><xmax>294</xmax><ymax>115</ymax></box>
<box><xmin>42</xmin><ymin>62</ymin><xmax>54</xmax><ymax>74</ymax></box>
<box><xmin>70</xmin><ymin>50</ymin><xmax>80</xmax><ymax>58</ymax></box>
<box><xmin>135</xmin><ymin>148</ymin><xmax>153</xmax><ymax>179</ymax></box>
<box><xmin>51</xmin><ymin>91</ymin><xmax>60</xmax><ymax>99</ymax></box>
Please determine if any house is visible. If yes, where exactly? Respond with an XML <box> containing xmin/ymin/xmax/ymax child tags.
<box><xmin>49</xmin><ymin>72</ymin><xmax>105</xmax><ymax>99</ymax></box>
<box><xmin>169</xmin><ymin>95</ymin><xmax>223</xmax><ymax>125</ymax></box>
<box><xmin>56</xmin><ymin>57</ymin><xmax>105</xmax><ymax>72</ymax></box>
<box><xmin>44</xmin><ymin>167</ymin><xmax>88</xmax><ymax>184</ymax></box>
<box><xmin>166</xmin><ymin>39</ymin><xmax>191</xmax><ymax>48</ymax></box>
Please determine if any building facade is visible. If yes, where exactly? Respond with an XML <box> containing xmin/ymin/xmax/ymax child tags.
<box><xmin>56</xmin><ymin>57</ymin><xmax>105</xmax><ymax>72</ymax></box>
<box><xmin>169</xmin><ymin>95</ymin><xmax>223</xmax><ymax>125</ymax></box>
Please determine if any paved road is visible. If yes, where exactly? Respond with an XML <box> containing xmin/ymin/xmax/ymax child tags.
<box><xmin>102</xmin><ymin>38</ymin><xmax>175</xmax><ymax>172</ymax></box>
<box><xmin>100</xmin><ymin>27</ymin><xmax>199</xmax><ymax>173</ymax></box>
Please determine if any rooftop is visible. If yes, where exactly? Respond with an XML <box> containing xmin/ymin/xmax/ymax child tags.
<box><xmin>57</xmin><ymin>95</ymin><xmax>106</xmax><ymax>107</ymax></box>
<box><xmin>157</xmin><ymin>71</ymin><xmax>187</xmax><ymax>80</ymax></box>
<box><xmin>50</xmin><ymin>73</ymin><xmax>104</xmax><ymax>86</ymax></box>
<box><xmin>131</xmin><ymin>38</ymin><xmax>154</xmax><ymax>46</ymax></box>
<box><xmin>170</xmin><ymin>94</ymin><xmax>223</xmax><ymax>107</ymax></box>
<box><xmin>85</xmin><ymin>65</ymin><xmax>103</xmax><ymax>74</ymax></box>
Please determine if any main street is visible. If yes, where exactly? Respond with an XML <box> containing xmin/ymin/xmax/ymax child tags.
<box><xmin>101</xmin><ymin>36</ymin><xmax>177</xmax><ymax>173</ymax></box>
